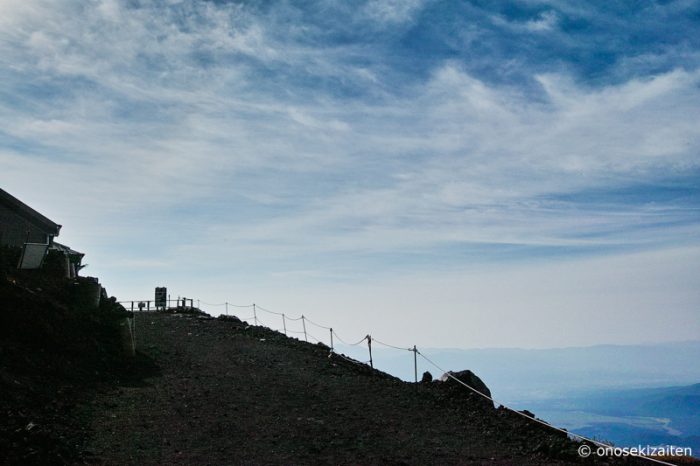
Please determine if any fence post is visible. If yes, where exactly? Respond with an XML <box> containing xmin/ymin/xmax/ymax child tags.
<box><xmin>413</xmin><ymin>345</ymin><xmax>418</xmax><ymax>383</ymax></box>
<box><xmin>131</xmin><ymin>301</ymin><xmax>134</xmax><ymax>312</ymax></box>
<box><xmin>147</xmin><ymin>301</ymin><xmax>150</xmax><ymax>311</ymax></box>
<box><xmin>302</xmin><ymin>315</ymin><xmax>307</xmax><ymax>342</ymax></box>
<box><xmin>253</xmin><ymin>303</ymin><xmax>257</xmax><ymax>326</ymax></box>
<box><xmin>367</xmin><ymin>335</ymin><xmax>373</xmax><ymax>369</ymax></box>
<box><xmin>225</xmin><ymin>302</ymin><xmax>228</xmax><ymax>316</ymax></box>
<box><xmin>128</xmin><ymin>313</ymin><xmax>136</xmax><ymax>354</ymax></box>
<box><xmin>330</xmin><ymin>328</ymin><xmax>334</xmax><ymax>352</ymax></box>
<box><xmin>282</xmin><ymin>314</ymin><xmax>287</xmax><ymax>335</ymax></box>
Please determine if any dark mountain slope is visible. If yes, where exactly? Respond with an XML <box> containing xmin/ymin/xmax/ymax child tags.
<box><xmin>81</xmin><ymin>311</ymin><xmax>650</xmax><ymax>465</ymax></box>
<box><xmin>0</xmin><ymin>248</ymin><xmax>139</xmax><ymax>465</ymax></box>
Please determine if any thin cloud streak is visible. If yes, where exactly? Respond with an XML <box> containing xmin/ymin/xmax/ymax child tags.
<box><xmin>0</xmin><ymin>0</ymin><xmax>698</xmax><ymax>346</ymax></box>
<box><xmin>1</xmin><ymin>2</ymin><xmax>698</xmax><ymax>249</ymax></box>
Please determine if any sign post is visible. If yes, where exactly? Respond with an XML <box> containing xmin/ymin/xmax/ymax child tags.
<box><xmin>155</xmin><ymin>287</ymin><xmax>167</xmax><ymax>310</ymax></box>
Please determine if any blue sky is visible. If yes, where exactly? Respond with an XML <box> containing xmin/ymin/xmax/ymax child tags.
<box><xmin>1</xmin><ymin>0</ymin><xmax>699</xmax><ymax>348</ymax></box>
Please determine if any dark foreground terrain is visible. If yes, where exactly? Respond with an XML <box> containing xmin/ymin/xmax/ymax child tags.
<box><xmin>0</xmin><ymin>249</ymin><xmax>139</xmax><ymax>465</ymax></box>
<box><xmin>1</xmin><ymin>256</ymin><xmax>690</xmax><ymax>465</ymax></box>
<box><xmin>83</xmin><ymin>311</ymin><xmax>591</xmax><ymax>465</ymax></box>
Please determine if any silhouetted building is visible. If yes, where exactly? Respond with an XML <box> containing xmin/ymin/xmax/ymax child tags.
<box><xmin>0</xmin><ymin>188</ymin><xmax>61</xmax><ymax>247</ymax></box>
<box><xmin>0</xmin><ymin>188</ymin><xmax>83</xmax><ymax>276</ymax></box>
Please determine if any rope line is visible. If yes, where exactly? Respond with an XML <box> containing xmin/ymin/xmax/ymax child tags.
<box><xmin>304</xmin><ymin>315</ymin><xmax>332</xmax><ymax>330</ymax></box>
<box><xmin>372</xmin><ymin>337</ymin><xmax>412</xmax><ymax>352</ymax></box>
<box><xmin>331</xmin><ymin>330</ymin><xmax>367</xmax><ymax>346</ymax></box>
<box><xmin>416</xmin><ymin>350</ymin><xmax>674</xmax><ymax>466</ymax></box>
<box><xmin>256</xmin><ymin>305</ymin><xmax>284</xmax><ymax>316</ymax></box>
<box><xmin>305</xmin><ymin>332</ymin><xmax>326</xmax><ymax>344</ymax></box>
<box><xmin>200</xmin><ymin>300</ymin><xmax>254</xmax><ymax>308</ymax></box>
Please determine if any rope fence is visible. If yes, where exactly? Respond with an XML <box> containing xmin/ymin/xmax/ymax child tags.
<box><xmin>122</xmin><ymin>297</ymin><xmax>679</xmax><ymax>466</ymax></box>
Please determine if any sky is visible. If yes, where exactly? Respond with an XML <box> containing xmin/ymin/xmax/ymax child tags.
<box><xmin>1</xmin><ymin>0</ymin><xmax>699</xmax><ymax>349</ymax></box>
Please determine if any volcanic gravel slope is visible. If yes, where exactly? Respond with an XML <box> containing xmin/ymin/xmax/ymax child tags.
<box><xmin>83</xmin><ymin>311</ymin><xmax>643</xmax><ymax>466</ymax></box>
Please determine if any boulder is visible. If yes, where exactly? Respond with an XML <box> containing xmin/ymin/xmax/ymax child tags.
<box><xmin>439</xmin><ymin>370</ymin><xmax>492</xmax><ymax>399</ymax></box>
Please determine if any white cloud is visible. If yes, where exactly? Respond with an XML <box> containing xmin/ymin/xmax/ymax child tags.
<box><xmin>3</xmin><ymin>11</ymin><xmax>699</xmax><ymax>253</ymax></box>
<box><xmin>525</xmin><ymin>10</ymin><xmax>558</xmax><ymax>31</ymax></box>
<box><xmin>1</xmin><ymin>0</ymin><xmax>698</xmax><ymax>347</ymax></box>
<box><xmin>188</xmin><ymin>245</ymin><xmax>700</xmax><ymax>349</ymax></box>
<box><xmin>363</xmin><ymin>0</ymin><xmax>426</xmax><ymax>24</ymax></box>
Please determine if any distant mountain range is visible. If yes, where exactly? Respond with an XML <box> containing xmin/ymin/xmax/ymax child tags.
<box><xmin>528</xmin><ymin>384</ymin><xmax>700</xmax><ymax>453</ymax></box>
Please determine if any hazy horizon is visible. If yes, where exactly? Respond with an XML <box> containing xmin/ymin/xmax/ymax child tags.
<box><xmin>326</xmin><ymin>340</ymin><xmax>700</xmax><ymax>400</ymax></box>
<box><xmin>195</xmin><ymin>303</ymin><xmax>700</xmax><ymax>350</ymax></box>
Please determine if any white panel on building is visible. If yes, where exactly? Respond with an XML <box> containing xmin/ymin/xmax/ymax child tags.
<box><xmin>18</xmin><ymin>243</ymin><xmax>49</xmax><ymax>269</ymax></box>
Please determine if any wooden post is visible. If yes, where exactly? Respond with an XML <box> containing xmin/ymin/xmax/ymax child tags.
<box><xmin>253</xmin><ymin>304</ymin><xmax>257</xmax><ymax>326</ymax></box>
<box><xmin>302</xmin><ymin>315</ymin><xmax>307</xmax><ymax>342</ymax></box>
<box><xmin>413</xmin><ymin>345</ymin><xmax>418</xmax><ymax>383</ymax></box>
<box><xmin>282</xmin><ymin>314</ymin><xmax>287</xmax><ymax>335</ymax></box>
<box><xmin>367</xmin><ymin>335</ymin><xmax>373</xmax><ymax>369</ymax></box>
<box><xmin>330</xmin><ymin>328</ymin><xmax>334</xmax><ymax>352</ymax></box>
<box><xmin>131</xmin><ymin>318</ymin><xmax>136</xmax><ymax>354</ymax></box>
<box><xmin>225</xmin><ymin>302</ymin><xmax>229</xmax><ymax>316</ymax></box>
<box><xmin>147</xmin><ymin>301</ymin><xmax>150</xmax><ymax>311</ymax></box>
<box><xmin>131</xmin><ymin>301</ymin><xmax>134</xmax><ymax>312</ymax></box>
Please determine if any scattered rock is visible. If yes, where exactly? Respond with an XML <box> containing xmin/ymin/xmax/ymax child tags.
<box><xmin>439</xmin><ymin>370</ymin><xmax>494</xmax><ymax>407</ymax></box>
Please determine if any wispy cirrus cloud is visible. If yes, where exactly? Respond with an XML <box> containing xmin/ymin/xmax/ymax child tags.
<box><xmin>1</xmin><ymin>1</ymin><xmax>699</xmax><ymax>251</ymax></box>
<box><xmin>0</xmin><ymin>0</ymin><xmax>698</xmax><ymax>346</ymax></box>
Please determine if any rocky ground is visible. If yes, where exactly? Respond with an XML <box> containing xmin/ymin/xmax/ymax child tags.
<box><xmin>0</xmin><ymin>248</ymin><xmax>136</xmax><ymax>465</ymax></box>
<box><xmin>79</xmin><ymin>310</ymin><xmax>646</xmax><ymax>465</ymax></box>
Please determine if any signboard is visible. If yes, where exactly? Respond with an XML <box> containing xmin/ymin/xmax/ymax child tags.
<box><xmin>155</xmin><ymin>287</ymin><xmax>167</xmax><ymax>309</ymax></box>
